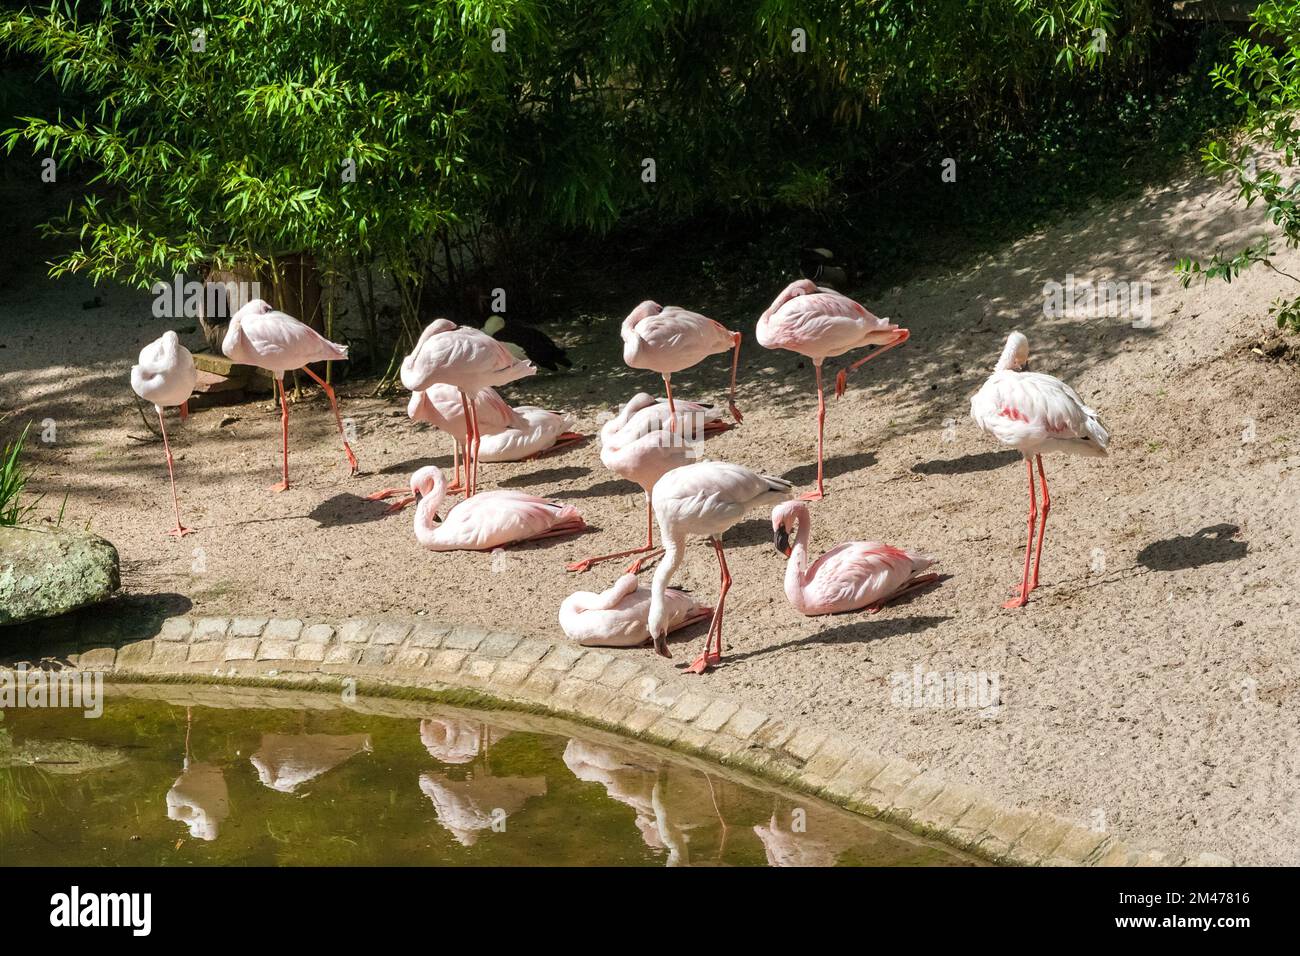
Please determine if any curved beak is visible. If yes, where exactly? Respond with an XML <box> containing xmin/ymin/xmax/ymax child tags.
<box><xmin>774</xmin><ymin>526</ymin><xmax>791</xmax><ymax>556</ymax></box>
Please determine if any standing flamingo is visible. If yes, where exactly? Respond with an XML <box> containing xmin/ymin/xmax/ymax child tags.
<box><xmin>648</xmin><ymin>461</ymin><xmax>794</xmax><ymax>673</ymax></box>
<box><xmin>565</xmin><ymin>393</ymin><xmax>729</xmax><ymax>573</ymax></box>
<box><xmin>621</xmin><ymin>301</ymin><xmax>744</xmax><ymax>425</ymax></box>
<box><xmin>410</xmin><ymin>465</ymin><xmax>585</xmax><ymax>551</ymax></box>
<box><xmin>771</xmin><ymin>501</ymin><xmax>938</xmax><ymax>615</ymax></box>
<box><xmin>367</xmin><ymin>385</ymin><xmax>517</xmax><ymax>511</ymax></box>
<box><xmin>559</xmin><ymin>573</ymin><xmax>712</xmax><ymax>647</ymax></box>
<box><xmin>130</xmin><ymin>330</ymin><xmax>198</xmax><ymax>536</ymax></box>
<box><xmin>756</xmin><ymin>279</ymin><xmax>909</xmax><ymax>500</ymax></box>
<box><xmin>970</xmin><ymin>331</ymin><xmax>1110</xmax><ymax>608</ymax></box>
<box><xmin>222</xmin><ymin>299</ymin><xmax>357</xmax><ymax>491</ymax></box>
<box><xmin>401</xmin><ymin>319</ymin><xmax>536</xmax><ymax>496</ymax></box>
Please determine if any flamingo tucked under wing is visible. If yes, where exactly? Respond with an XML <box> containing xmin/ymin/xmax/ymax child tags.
<box><xmin>130</xmin><ymin>330</ymin><xmax>199</xmax><ymax>536</ymax></box>
<box><xmin>410</xmin><ymin>465</ymin><xmax>585</xmax><ymax>551</ymax></box>
<box><xmin>621</xmin><ymin>301</ymin><xmax>744</xmax><ymax>425</ymax></box>
<box><xmin>970</xmin><ymin>331</ymin><xmax>1110</xmax><ymax>608</ymax></box>
<box><xmin>559</xmin><ymin>572</ymin><xmax>712</xmax><ymax>647</ymax></box>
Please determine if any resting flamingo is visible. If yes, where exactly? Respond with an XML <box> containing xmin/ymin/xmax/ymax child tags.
<box><xmin>130</xmin><ymin>330</ymin><xmax>199</xmax><ymax>536</ymax></box>
<box><xmin>970</xmin><ymin>331</ymin><xmax>1110</xmax><ymax>608</ymax></box>
<box><xmin>410</xmin><ymin>465</ymin><xmax>585</xmax><ymax>551</ymax></box>
<box><xmin>621</xmin><ymin>301</ymin><xmax>744</xmax><ymax>425</ymax></box>
<box><xmin>565</xmin><ymin>392</ymin><xmax>729</xmax><ymax>573</ymax></box>
<box><xmin>559</xmin><ymin>573</ymin><xmax>712</xmax><ymax>647</ymax></box>
<box><xmin>757</xmin><ymin>279</ymin><xmax>909</xmax><ymax>500</ymax></box>
<box><xmin>771</xmin><ymin>501</ymin><xmax>938</xmax><ymax>615</ymax></box>
<box><xmin>478</xmin><ymin>406</ymin><xmax>584</xmax><ymax>462</ymax></box>
<box><xmin>222</xmin><ymin>299</ymin><xmax>357</xmax><ymax>491</ymax></box>
<box><xmin>367</xmin><ymin>385</ymin><xmax>517</xmax><ymax>512</ymax></box>
<box><xmin>648</xmin><ymin>461</ymin><xmax>794</xmax><ymax>673</ymax></box>
<box><xmin>401</xmin><ymin>319</ymin><xmax>536</xmax><ymax>496</ymax></box>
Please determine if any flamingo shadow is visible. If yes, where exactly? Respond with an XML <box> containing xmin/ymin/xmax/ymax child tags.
<box><xmin>1136</xmin><ymin>524</ymin><xmax>1246</xmax><ymax>572</ymax></box>
<box><xmin>781</xmin><ymin>451</ymin><xmax>877</xmax><ymax>486</ymax></box>
<box><xmin>497</xmin><ymin>465</ymin><xmax>592</xmax><ymax>488</ymax></box>
<box><xmin>563</xmin><ymin>478</ymin><xmax>640</xmax><ymax>500</ymax></box>
<box><xmin>722</xmin><ymin>615</ymin><xmax>953</xmax><ymax>666</ymax></box>
<box><xmin>309</xmin><ymin>493</ymin><xmax>396</xmax><ymax>527</ymax></box>
<box><xmin>911</xmin><ymin>450</ymin><xmax>1020</xmax><ymax>475</ymax></box>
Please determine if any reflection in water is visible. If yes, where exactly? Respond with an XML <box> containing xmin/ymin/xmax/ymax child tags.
<box><xmin>166</xmin><ymin>709</ymin><xmax>229</xmax><ymax>841</ymax></box>
<box><xmin>753</xmin><ymin>804</ymin><xmax>870</xmax><ymax>867</ymax></box>
<box><xmin>419</xmin><ymin>718</ymin><xmax>509</xmax><ymax>764</ymax></box>
<box><xmin>250</xmin><ymin>734</ymin><xmax>373</xmax><ymax>793</ymax></box>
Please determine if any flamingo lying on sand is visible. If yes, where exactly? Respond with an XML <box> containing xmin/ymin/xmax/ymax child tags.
<box><xmin>566</xmin><ymin>393</ymin><xmax>730</xmax><ymax>574</ymax></box>
<box><xmin>401</xmin><ymin>319</ymin><xmax>536</xmax><ymax>496</ymax></box>
<box><xmin>771</xmin><ymin>501</ymin><xmax>938</xmax><ymax>615</ymax></box>
<box><xmin>970</xmin><ymin>331</ymin><xmax>1110</xmax><ymax>608</ymax></box>
<box><xmin>130</xmin><ymin>330</ymin><xmax>199</xmax><ymax>536</ymax></box>
<box><xmin>757</xmin><ymin>279</ymin><xmax>909</xmax><ymax>500</ymax></box>
<box><xmin>367</xmin><ymin>385</ymin><xmax>516</xmax><ymax>511</ymax></box>
<box><xmin>622</xmin><ymin>301</ymin><xmax>744</xmax><ymax>425</ymax></box>
<box><xmin>410</xmin><ymin>465</ymin><xmax>585</xmax><ymax>551</ymax></box>
<box><xmin>649</xmin><ymin>461</ymin><xmax>794</xmax><ymax>673</ymax></box>
<box><xmin>559</xmin><ymin>573</ymin><xmax>712</xmax><ymax>647</ymax></box>
<box><xmin>478</xmin><ymin>406</ymin><xmax>584</xmax><ymax>462</ymax></box>
<box><xmin>222</xmin><ymin>299</ymin><xmax>358</xmax><ymax>491</ymax></box>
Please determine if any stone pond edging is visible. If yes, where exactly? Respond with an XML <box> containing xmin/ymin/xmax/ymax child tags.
<box><xmin>2</xmin><ymin>612</ymin><xmax>1231</xmax><ymax>867</ymax></box>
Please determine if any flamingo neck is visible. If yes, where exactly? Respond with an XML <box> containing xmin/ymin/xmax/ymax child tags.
<box><xmin>995</xmin><ymin>337</ymin><xmax>1021</xmax><ymax>372</ymax></box>
<box><xmin>648</xmin><ymin>534</ymin><xmax>686</xmax><ymax>639</ymax></box>
<box><xmin>412</xmin><ymin>474</ymin><xmax>448</xmax><ymax>547</ymax></box>
<box><xmin>784</xmin><ymin>510</ymin><xmax>812</xmax><ymax>610</ymax></box>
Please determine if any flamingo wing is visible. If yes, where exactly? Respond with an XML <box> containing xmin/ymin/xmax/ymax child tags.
<box><xmin>442</xmin><ymin>491</ymin><xmax>575</xmax><ymax>549</ymax></box>
<box><xmin>971</xmin><ymin>370</ymin><xmax>1109</xmax><ymax>452</ymax></box>
<box><xmin>803</xmin><ymin>542</ymin><xmax>919</xmax><ymax>611</ymax></box>
<box><xmin>242</xmin><ymin>311</ymin><xmax>345</xmax><ymax>366</ymax></box>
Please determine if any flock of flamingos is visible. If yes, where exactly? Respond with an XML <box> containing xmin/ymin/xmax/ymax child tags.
<box><xmin>130</xmin><ymin>278</ymin><xmax>1110</xmax><ymax>675</ymax></box>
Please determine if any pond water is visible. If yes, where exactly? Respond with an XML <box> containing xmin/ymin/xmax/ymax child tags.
<box><xmin>0</xmin><ymin>686</ymin><xmax>977</xmax><ymax>867</ymax></box>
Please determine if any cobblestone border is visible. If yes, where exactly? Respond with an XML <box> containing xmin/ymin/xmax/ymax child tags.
<box><xmin>2</xmin><ymin>612</ymin><xmax>1231</xmax><ymax>867</ymax></box>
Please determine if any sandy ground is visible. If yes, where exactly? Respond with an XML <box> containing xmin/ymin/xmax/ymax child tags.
<box><xmin>3</xmin><ymin>163</ymin><xmax>1299</xmax><ymax>865</ymax></box>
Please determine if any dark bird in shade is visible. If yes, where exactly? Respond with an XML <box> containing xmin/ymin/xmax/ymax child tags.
<box><xmin>800</xmin><ymin>247</ymin><xmax>850</xmax><ymax>291</ymax></box>
<box><xmin>483</xmin><ymin>314</ymin><xmax>572</xmax><ymax>371</ymax></box>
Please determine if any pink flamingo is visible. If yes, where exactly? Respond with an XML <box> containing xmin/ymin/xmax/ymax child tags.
<box><xmin>478</xmin><ymin>406</ymin><xmax>584</xmax><ymax>462</ymax></box>
<box><xmin>771</xmin><ymin>501</ymin><xmax>939</xmax><ymax>615</ymax></box>
<box><xmin>222</xmin><ymin>299</ymin><xmax>358</xmax><ymax>491</ymax></box>
<box><xmin>559</xmin><ymin>573</ymin><xmax>712</xmax><ymax>647</ymax></box>
<box><xmin>565</xmin><ymin>393</ymin><xmax>729</xmax><ymax>573</ymax></box>
<box><xmin>401</xmin><ymin>319</ymin><xmax>536</xmax><ymax>496</ymax></box>
<box><xmin>648</xmin><ymin>461</ymin><xmax>794</xmax><ymax>673</ymax></box>
<box><xmin>970</xmin><ymin>331</ymin><xmax>1110</xmax><ymax>608</ymax></box>
<box><xmin>410</xmin><ymin>465</ymin><xmax>586</xmax><ymax>551</ymax></box>
<box><xmin>130</xmin><ymin>330</ymin><xmax>199</xmax><ymax>536</ymax></box>
<box><xmin>757</xmin><ymin>279</ymin><xmax>909</xmax><ymax>500</ymax></box>
<box><xmin>367</xmin><ymin>385</ymin><xmax>517</xmax><ymax>511</ymax></box>
<box><xmin>621</xmin><ymin>301</ymin><xmax>744</xmax><ymax>425</ymax></box>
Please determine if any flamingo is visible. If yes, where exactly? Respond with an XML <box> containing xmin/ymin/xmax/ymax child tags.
<box><xmin>401</xmin><ymin>319</ymin><xmax>536</xmax><ymax>496</ymax></box>
<box><xmin>477</xmin><ymin>406</ymin><xmax>584</xmax><ymax>462</ymax></box>
<box><xmin>565</xmin><ymin>393</ymin><xmax>729</xmax><ymax>573</ymax></box>
<box><xmin>222</xmin><ymin>299</ymin><xmax>358</xmax><ymax>491</ymax></box>
<box><xmin>756</xmin><ymin>279</ymin><xmax>909</xmax><ymax>500</ymax></box>
<box><xmin>559</xmin><ymin>572</ymin><xmax>712</xmax><ymax>647</ymax></box>
<box><xmin>366</xmin><ymin>385</ymin><xmax>517</xmax><ymax>512</ymax></box>
<box><xmin>648</xmin><ymin>461</ymin><xmax>794</xmax><ymax>673</ymax></box>
<box><xmin>130</xmin><ymin>330</ymin><xmax>199</xmax><ymax>536</ymax></box>
<box><xmin>410</xmin><ymin>464</ymin><xmax>585</xmax><ymax>551</ymax></box>
<box><xmin>621</xmin><ymin>301</ymin><xmax>744</xmax><ymax>426</ymax></box>
<box><xmin>970</xmin><ymin>331</ymin><xmax>1110</xmax><ymax>608</ymax></box>
<box><xmin>770</xmin><ymin>501</ymin><xmax>939</xmax><ymax>615</ymax></box>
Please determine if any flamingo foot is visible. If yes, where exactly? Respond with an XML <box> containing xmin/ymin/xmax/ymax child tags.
<box><xmin>729</xmin><ymin>402</ymin><xmax>744</xmax><ymax>424</ymax></box>
<box><xmin>363</xmin><ymin>487</ymin><xmax>406</xmax><ymax>502</ymax></box>
<box><xmin>268</xmin><ymin>480</ymin><xmax>290</xmax><ymax>493</ymax></box>
<box><xmin>834</xmin><ymin>369</ymin><xmax>848</xmax><ymax>400</ymax></box>
<box><xmin>166</xmin><ymin>525</ymin><xmax>195</xmax><ymax>539</ymax></box>
<box><xmin>345</xmin><ymin>449</ymin><xmax>359</xmax><ymax>476</ymax></box>
<box><xmin>1002</xmin><ymin>594</ymin><xmax>1029</xmax><ymax>610</ymax></box>
<box><xmin>682</xmin><ymin>651</ymin><xmax>722</xmax><ymax>675</ymax></box>
<box><xmin>383</xmin><ymin>495</ymin><xmax>416</xmax><ymax>515</ymax></box>
<box><xmin>625</xmin><ymin>549</ymin><xmax>664</xmax><ymax>574</ymax></box>
<box><xmin>566</xmin><ymin>557</ymin><xmax>595</xmax><ymax>573</ymax></box>
<box><xmin>799</xmin><ymin>489</ymin><xmax>825</xmax><ymax>502</ymax></box>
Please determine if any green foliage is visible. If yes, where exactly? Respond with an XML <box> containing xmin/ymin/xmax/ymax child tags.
<box><xmin>0</xmin><ymin>422</ymin><xmax>38</xmax><ymax>527</ymax></box>
<box><xmin>1177</xmin><ymin>0</ymin><xmax>1300</xmax><ymax>333</ymax></box>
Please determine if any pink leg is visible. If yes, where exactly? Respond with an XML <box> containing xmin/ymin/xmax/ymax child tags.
<box><xmin>685</xmin><ymin>538</ymin><xmax>731</xmax><ymax>674</ymax></box>
<box><xmin>1029</xmin><ymin>454</ymin><xmax>1050</xmax><ymax>592</ymax></box>
<box><xmin>800</xmin><ymin>363</ymin><xmax>827</xmax><ymax>501</ymax></box>
<box><xmin>835</xmin><ymin>329</ymin><xmax>910</xmax><ymax>399</ymax></box>
<box><xmin>269</xmin><ymin>377</ymin><xmax>290</xmax><ymax>492</ymax></box>
<box><xmin>157</xmin><ymin>407</ymin><xmax>194</xmax><ymax>537</ymax></box>
<box><xmin>664</xmin><ymin>375</ymin><xmax>677</xmax><ymax>432</ymax></box>
<box><xmin>448</xmin><ymin>441</ymin><xmax>465</xmax><ymax>493</ymax></box>
<box><xmin>1003</xmin><ymin>457</ymin><xmax>1037</xmax><ymax>609</ymax></box>
<box><xmin>526</xmin><ymin>432</ymin><xmax>586</xmax><ymax>460</ymax></box>
<box><xmin>301</xmin><ymin>365</ymin><xmax>358</xmax><ymax>475</ymax></box>
<box><xmin>728</xmin><ymin>332</ymin><xmax>744</xmax><ymax>423</ymax></box>
<box><xmin>459</xmin><ymin>390</ymin><xmax>478</xmax><ymax>498</ymax></box>
<box><xmin>469</xmin><ymin>398</ymin><xmax>482</xmax><ymax>496</ymax></box>
<box><xmin>566</xmin><ymin>497</ymin><xmax>658</xmax><ymax>573</ymax></box>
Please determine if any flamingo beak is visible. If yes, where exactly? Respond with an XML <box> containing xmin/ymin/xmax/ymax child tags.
<box><xmin>774</xmin><ymin>526</ymin><xmax>791</xmax><ymax>556</ymax></box>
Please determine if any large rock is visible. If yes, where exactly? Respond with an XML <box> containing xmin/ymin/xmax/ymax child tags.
<box><xmin>0</xmin><ymin>526</ymin><xmax>120</xmax><ymax>626</ymax></box>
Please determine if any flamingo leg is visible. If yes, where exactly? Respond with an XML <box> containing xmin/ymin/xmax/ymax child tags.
<box><xmin>835</xmin><ymin>329</ymin><xmax>910</xmax><ymax>399</ymax></box>
<box><xmin>565</xmin><ymin>496</ymin><xmax>660</xmax><ymax>573</ymax></box>
<box><xmin>156</xmin><ymin>407</ymin><xmax>194</xmax><ymax>537</ymax></box>
<box><xmin>728</xmin><ymin>331</ymin><xmax>744</xmax><ymax>423</ymax></box>
<box><xmin>800</xmin><ymin>363</ymin><xmax>827</xmax><ymax>501</ymax></box>
<box><xmin>1029</xmin><ymin>454</ymin><xmax>1051</xmax><ymax>592</ymax></box>
<box><xmin>469</xmin><ymin>399</ymin><xmax>482</xmax><ymax>496</ymax></box>
<box><xmin>448</xmin><ymin>440</ymin><xmax>465</xmax><ymax>493</ymax></box>
<box><xmin>459</xmin><ymin>390</ymin><xmax>477</xmax><ymax>498</ymax></box>
<box><xmin>270</xmin><ymin>376</ymin><xmax>291</xmax><ymax>492</ymax></box>
<box><xmin>300</xmin><ymin>365</ymin><xmax>358</xmax><ymax>475</ymax></box>
<box><xmin>664</xmin><ymin>374</ymin><xmax>677</xmax><ymax>432</ymax></box>
<box><xmin>1003</xmin><ymin>457</ymin><xmax>1037</xmax><ymax>609</ymax></box>
<box><xmin>685</xmin><ymin>537</ymin><xmax>730</xmax><ymax>674</ymax></box>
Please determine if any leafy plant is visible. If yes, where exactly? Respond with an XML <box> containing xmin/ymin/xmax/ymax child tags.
<box><xmin>0</xmin><ymin>422</ymin><xmax>39</xmax><ymax>527</ymax></box>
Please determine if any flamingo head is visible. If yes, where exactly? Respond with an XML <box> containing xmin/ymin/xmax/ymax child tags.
<box><xmin>761</xmin><ymin>279</ymin><xmax>818</xmax><ymax>321</ymax></box>
<box><xmin>998</xmin><ymin>331</ymin><xmax>1030</xmax><ymax>371</ymax></box>
<box><xmin>407</xmin><ymin>390</ymin><xmax>435</xmax><ymax>423</ymax></box>
<box><xmin>231</xmin><ymin>298</ymin><xmax>273</xmax><ymax>322</ymax></box>
<box><xmin>771</xmin><ymin>500</ymin><xmax>807</xmax><ymax>556</ymax></box>
<box><xmin>625</xmin><ymin>300</ymin><xmax>662</xmax><ymax>325</ymax></box>
<box><xmin>409</xmin><ymin>465</ymin><xmax>446</xmax><ymax>520</ymax></box>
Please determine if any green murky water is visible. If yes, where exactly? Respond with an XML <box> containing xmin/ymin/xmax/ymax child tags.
<box><xmin>0</xmin><ymin>686</ymin><xmax>976</xmax><ymax>866</ymax></box>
